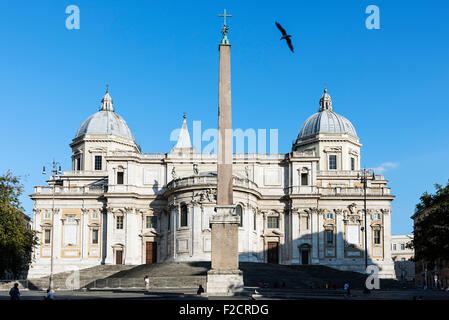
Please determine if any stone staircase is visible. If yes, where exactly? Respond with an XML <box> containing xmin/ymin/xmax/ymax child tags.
<box><xmin>19</xmin><ymin>262</ymin><xmax>407</xmax><ymax>291</ymax></box>
<box><xmin>26</xmin><ymin>265</ymin><xmax>135</xmax><ymax>290</ymax></box>
<box><xmin>87</xmin><ymin>262</ymin><xmax>406</xmax><ymax>290</ymax></box>
<box><xmin>86</xmin><ymin>262</ymin><xmax>209</xmax><ymax>289</ymax></box>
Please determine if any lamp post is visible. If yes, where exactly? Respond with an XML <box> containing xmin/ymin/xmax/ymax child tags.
<box><xmin>42</xmin><ymin>160</ymin><xmax>62</xmax><ymax>292</ymax></box>
<box><xmin>357</xmin><ymin>168</ymin><xmax>375</xmax><ymax>271</ymax></box>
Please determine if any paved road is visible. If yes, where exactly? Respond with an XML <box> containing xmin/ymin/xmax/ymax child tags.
<box><xmin>1</xmin><ymin>287</ymin><xmax>448</xmax><ymax>300</ymax></box>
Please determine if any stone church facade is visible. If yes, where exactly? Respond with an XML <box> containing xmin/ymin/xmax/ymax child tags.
<box><xmin>29</xmin><ymin>87</ymin><xmax>395</xmax><ymax>279</ymax></box>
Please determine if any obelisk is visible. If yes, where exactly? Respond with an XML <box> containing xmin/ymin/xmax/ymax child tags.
<box><xmin>206</xmin><ymin>9</ymin><xmax>244</xmax><ymax>295</ymax></box>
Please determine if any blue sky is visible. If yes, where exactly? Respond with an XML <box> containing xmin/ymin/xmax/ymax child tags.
<box><xmin>0</xmin><ymin>0</ymin><xmax>448</xmax><ymax>235</ymax></box>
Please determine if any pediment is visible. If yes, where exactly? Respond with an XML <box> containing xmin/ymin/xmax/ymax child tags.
<box><xmin>141</xmin><ymin>230</ymin><xmax>160</xmax><ymax>237</ymax></box>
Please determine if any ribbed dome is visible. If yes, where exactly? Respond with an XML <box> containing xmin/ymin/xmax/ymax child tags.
<box><xmin>75</xmin><ymin>89</ymin><xmax>135</xmax><ymax>141</ymax></box>
<box><xmin>297</xmin><ymin>89</ymin><xmax>357</xmax><ymax>140</ymax></box>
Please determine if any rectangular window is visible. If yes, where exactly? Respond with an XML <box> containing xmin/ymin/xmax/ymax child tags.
<box><xmin>168</xmin><ymin>212</ymin><xmax>171</xmax><ymax>230</ymax></box>
<box><xmin>44</xmin><ymin>229</ymin><xmax>51</xmax><ymax>244</ymax></box>
<box><xmin>92</xmin><ymin>229</ymin><xmax>99</xmax><ymax>244</ymax></box>
<box><xmin>373</xmin><ymin>229</ymin><xmax>381</xmax><ymax>245</ymax></box>
<box><xmin>301</xmin><ymin>173</ymin><xmax>308</xmax><ymax>186</ymax></box>
<box><xmin>116</xmin><ymin>216</ymin><xmax>124</xmax><ymax>229</ymax></box>
<box><xmin>326</xmin><ymin>213</ymin><xmax>334</xmax><ymax>220</ymax></box>
<box><xmin>43</xmin><ymin>211</ymin><xmax>51</xmax><ymax>220</ymax></box>
<box><xmin>326</xmin><ymin>230</ymin><xmax>334</xmax><ymax>245</ymax></box>
<box><xmin>393</xmin><ymin>244</ymin><xmax>397</xmax><ymax>251</ymax></box>
<box><xmin>146</xmin><ymin>216</ymin><xmax>158</xmax><ymax>229</ymax></box>
<box><xmin>401</xmin><ymin>244</ymin><xmax>405</xmax><ymax>251</ymax></box>
<box><xmin>267</xmin><ymin>216</ymin><xmax>279</xmax><ymax>229</ymax></box>
<box><xmin>94</xmin><ymin>156</ymin><xmax>102</xmax><ymax>171</ymax></box>
<box><xmin>180</xmin><ymin>205</ymin><xmax>188</xmax><ymax>227</ymax></box>
<box><xmin>328</xmin><ymin>155</ymin><xmax>337</xmax><ymax>170</ymax></box>
<box><xmin>76</xmin><ymin>158</ymin><xmax>81</xmax><ymax>171</ymax></box>
<box><xmin>351</xmin><ymin>158</ymin><xmax>355</xmax><ymax>171</ymax></box>
<box><xmin>91</xmin><ymin>211</ymin><xmax>99</xmax><ymax>220</ymax></box>
<box><xmin>253</xmin><ymin>211</ymin><xmax>257</xmax><ymax>231</ymax></box>
<box><xmin>117</xmin><ymin>172</ymin><xmax>124</xmax><ymax>185</ymax></box>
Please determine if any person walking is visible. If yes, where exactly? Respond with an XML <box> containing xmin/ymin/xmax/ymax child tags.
<box><xmin>344</xmin><ymin>281</ymin><xmax>350</xmax><ymax>298</ymax></box>
<box><xmin>144</xmin><ymin>275</ymin><xmax>150</xmax><ymax>291</ymax></box>
<box><xmin>44</xmin><ymin>289</ymin><xmax>55</xmax><ymax>300</ymax></box>
<box><xmin>9</xmin><ymin>283</ymin><xmax>20</xmax><ymax>301</ymax></box>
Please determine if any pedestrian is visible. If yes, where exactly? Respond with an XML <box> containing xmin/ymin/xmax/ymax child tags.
<box><xmin>44</xmin><ymin>289</ymin><xmax>55</xmax><ymax>300</ymax></box>
<box><xmin>9</xmin><ymin>283</ymin><xmax>20</xmax><ymax>301</ymax></box>
<box><xmin>197</xmin><ymin>284</ymin><xmax>204</xmax><ymax>295</ymax></box>
<box><xmin>144</xmin><ymin>275</ymin><xmax>150</xmax><ymax>291</ymax></box>
<box><xmin>344</xmin><ymin>281</ymin><xmax>350</xmax><ymax>297</ymax></box>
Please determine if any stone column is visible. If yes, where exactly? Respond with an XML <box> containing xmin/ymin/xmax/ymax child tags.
<box><xmin>105</xmin><ymin>208</ymin><xmax>114</xmax><ymax>264</ymax></box>
<box><xmin>81</xmin><ymin>208</ymin><xmax>89</xmax><ymax>260</ymax></box>
<box><xmin>206</xmin><ymin>20</ymin><xmax>243</xmax><ymax>295</ymax></box>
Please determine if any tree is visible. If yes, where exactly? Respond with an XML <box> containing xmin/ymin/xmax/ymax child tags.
<box><xmin>410</xmin><ymin>180</ymin><xmax>449</xmax><ymax>268</ymax></box>
<box><xmin>0</xmin><ymin>171</ymin><xmax>37</xmax><ymax>278</ymax></box>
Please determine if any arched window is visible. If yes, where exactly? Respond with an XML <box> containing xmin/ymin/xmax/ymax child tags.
<box><xmin>180</xmin><ymin>204</ymin><xmax>188</xmax><ymax>227</ymax></box>
<box><xmin>236</xmin><ymin>205</ymin><xmax>243</xmax><ymax>227</ymax></box>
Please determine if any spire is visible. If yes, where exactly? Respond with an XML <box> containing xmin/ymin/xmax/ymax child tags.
<box><xmin>100</xmin><ymin>86</ymin><xmax>114</xmax><ymax>111</ymax></box>
<box><xmin>173</xmin><ymin>114</ymin><xmax>193</xmax><ymax>150</ymax></box>
<box><xmin>218</xmin><ymin>9</ymin><xmax>232</xmax><ymax>45</ymax></box>
<box><xmin>319</xmin><ymin>87</ymin><xmax>332</xmax><ymax>111</ymax></box>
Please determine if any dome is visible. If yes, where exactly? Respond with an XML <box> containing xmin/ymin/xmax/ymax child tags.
<box><xmin>297</xmin><ymin>89</ymin><xmax>357</xmax><ymax>140</ymax></box>
<box><xmin>75</xmin><ymin>89</ymin><xmax>135</xmax><ymax>141</ymax></box>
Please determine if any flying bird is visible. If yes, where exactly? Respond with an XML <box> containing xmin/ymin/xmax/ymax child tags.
<box><xmin>275</xmin><ymin>21</ymin><xmax>294</xmax><ymax>52</ymax></box>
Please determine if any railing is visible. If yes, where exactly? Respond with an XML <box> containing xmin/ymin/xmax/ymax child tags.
<box><xmin>285</xmin><ymin>186</ymin><xmax>391</xmax><ymax>196</ymax></box>
<box><xmin>320</xmin><ymin>187</ymin><xmax>391</xmax><ymax>196</ymax></box>
<box><xmin>167</xmin><ymin>175</ymin><xmax>259</xmax><ymax>191</ymax></box>
<box><xmin>317</xmin><ymin>170</ymin><xmax>385</xmax><ymax>180</ymax></box>
<box><xmin>110</xmin><ymin>151</ymin><xmax>284</xmax><ymax>161</ymax></box>
<box><xmin>284</xmin><ymin>186</ymin><xmax>320</xmax><ymax>195</ymax></box>
<box><xmin>63</xmin><ymin>170</ymin><xmax>108</xmax><ymax>176</ymax></box>
<box><xmin>34</xmin><ymin>185</ymin><xmax>107</xmax><ymax>195</ymax></box>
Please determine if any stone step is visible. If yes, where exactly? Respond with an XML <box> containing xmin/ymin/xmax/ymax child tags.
<box><xmin>85</xmin><ymin>276</ymin><xmax>206</xmax><ymax>289</ymax></box>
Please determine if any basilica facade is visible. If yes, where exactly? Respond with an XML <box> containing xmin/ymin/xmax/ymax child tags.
<box><xmin>29</xmin><ymin>87</ymin><xmax>395</xmax><ymax>279</ymax></box>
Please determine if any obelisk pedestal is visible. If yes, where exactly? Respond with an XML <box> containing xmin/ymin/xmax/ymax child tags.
<box><xmin>206</xmin><ymin>205</ymin><xmax>244</xmax><ymax>295</ymax></box>
<box><xmin>206</xmin><ymin>11</ymin><xmax>244</xmax><ymax>296</ymax></box>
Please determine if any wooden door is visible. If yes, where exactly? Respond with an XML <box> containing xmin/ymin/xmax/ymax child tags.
<box><xmin>116</xmin><ymin>250</ymin><xmax>123</xmax><ymax>265</ymax></box>
<box><xmin>146</xmin><ymin>242</ymin><xmax>157</xmax><ymax>264</ymax></box>
<box><xmin>267</xmin><ymin>242</ymin><xmax>279</xmax><ymax>264</ymax></box>
<box><xmin>301</xmin><ymin>249</ymin><xmax>309</xmax><ymax>265</ymax></box>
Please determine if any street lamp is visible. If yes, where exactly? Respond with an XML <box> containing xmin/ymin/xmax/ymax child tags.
<box><xmin>357</xmin><ymin>168</ymin><xmax>376</xmax><ymax>271</ymax></box>
<box><xmin>42</xmin><ymin>160</ymin><xmax>62</xmax><ymax>292</ymax></box>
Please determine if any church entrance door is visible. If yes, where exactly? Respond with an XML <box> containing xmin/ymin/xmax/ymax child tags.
<box><xmin>146</xmin><ymin>242</ymin><xmax>157</xmax><ymax>264</ymax></box>
<box><xmin>116</xmin><ymin>250</ymin><xmax>123</xmax><ymax>265</ymax></box>
<box><xmin>301</xmin><ymin>249</ymin><xmax>309</xmax><ymax>265</ymax></box>
<box><xmin>267</xmin><ymin>242</ymin><xmax>279</xmax><ymax>264</ymax></box>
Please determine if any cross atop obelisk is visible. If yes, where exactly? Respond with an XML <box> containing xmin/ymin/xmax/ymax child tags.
<box><xmin>218</xmin><ymin>9</ymin><xmax>231</xmax><ymax>45</ymax></box>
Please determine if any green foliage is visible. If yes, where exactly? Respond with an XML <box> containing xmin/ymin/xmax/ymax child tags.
<box><xmin>416</xmin><ymin>181</ymin><xmax>449</xmax><ymax>211</ymax></box>
<box><xmin>0</xmin><ymin>171</ymin><xmax>37</xmax><ymax>278</ymax></box>
<box><xmin>412</xmin><ymin>180</ymin><xmax>449</xmax><ymax>265</ymax></box>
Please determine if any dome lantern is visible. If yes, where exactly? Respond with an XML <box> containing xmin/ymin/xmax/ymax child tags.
<box><xmin>100</xmin><ymin>86</ymin><xmax>114</xmax><ymax>111</ymax></box>
<box><xmin>319</xmin><ymin>87</ymin><xmax>332</xmax><ymax>111</ymax></box>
